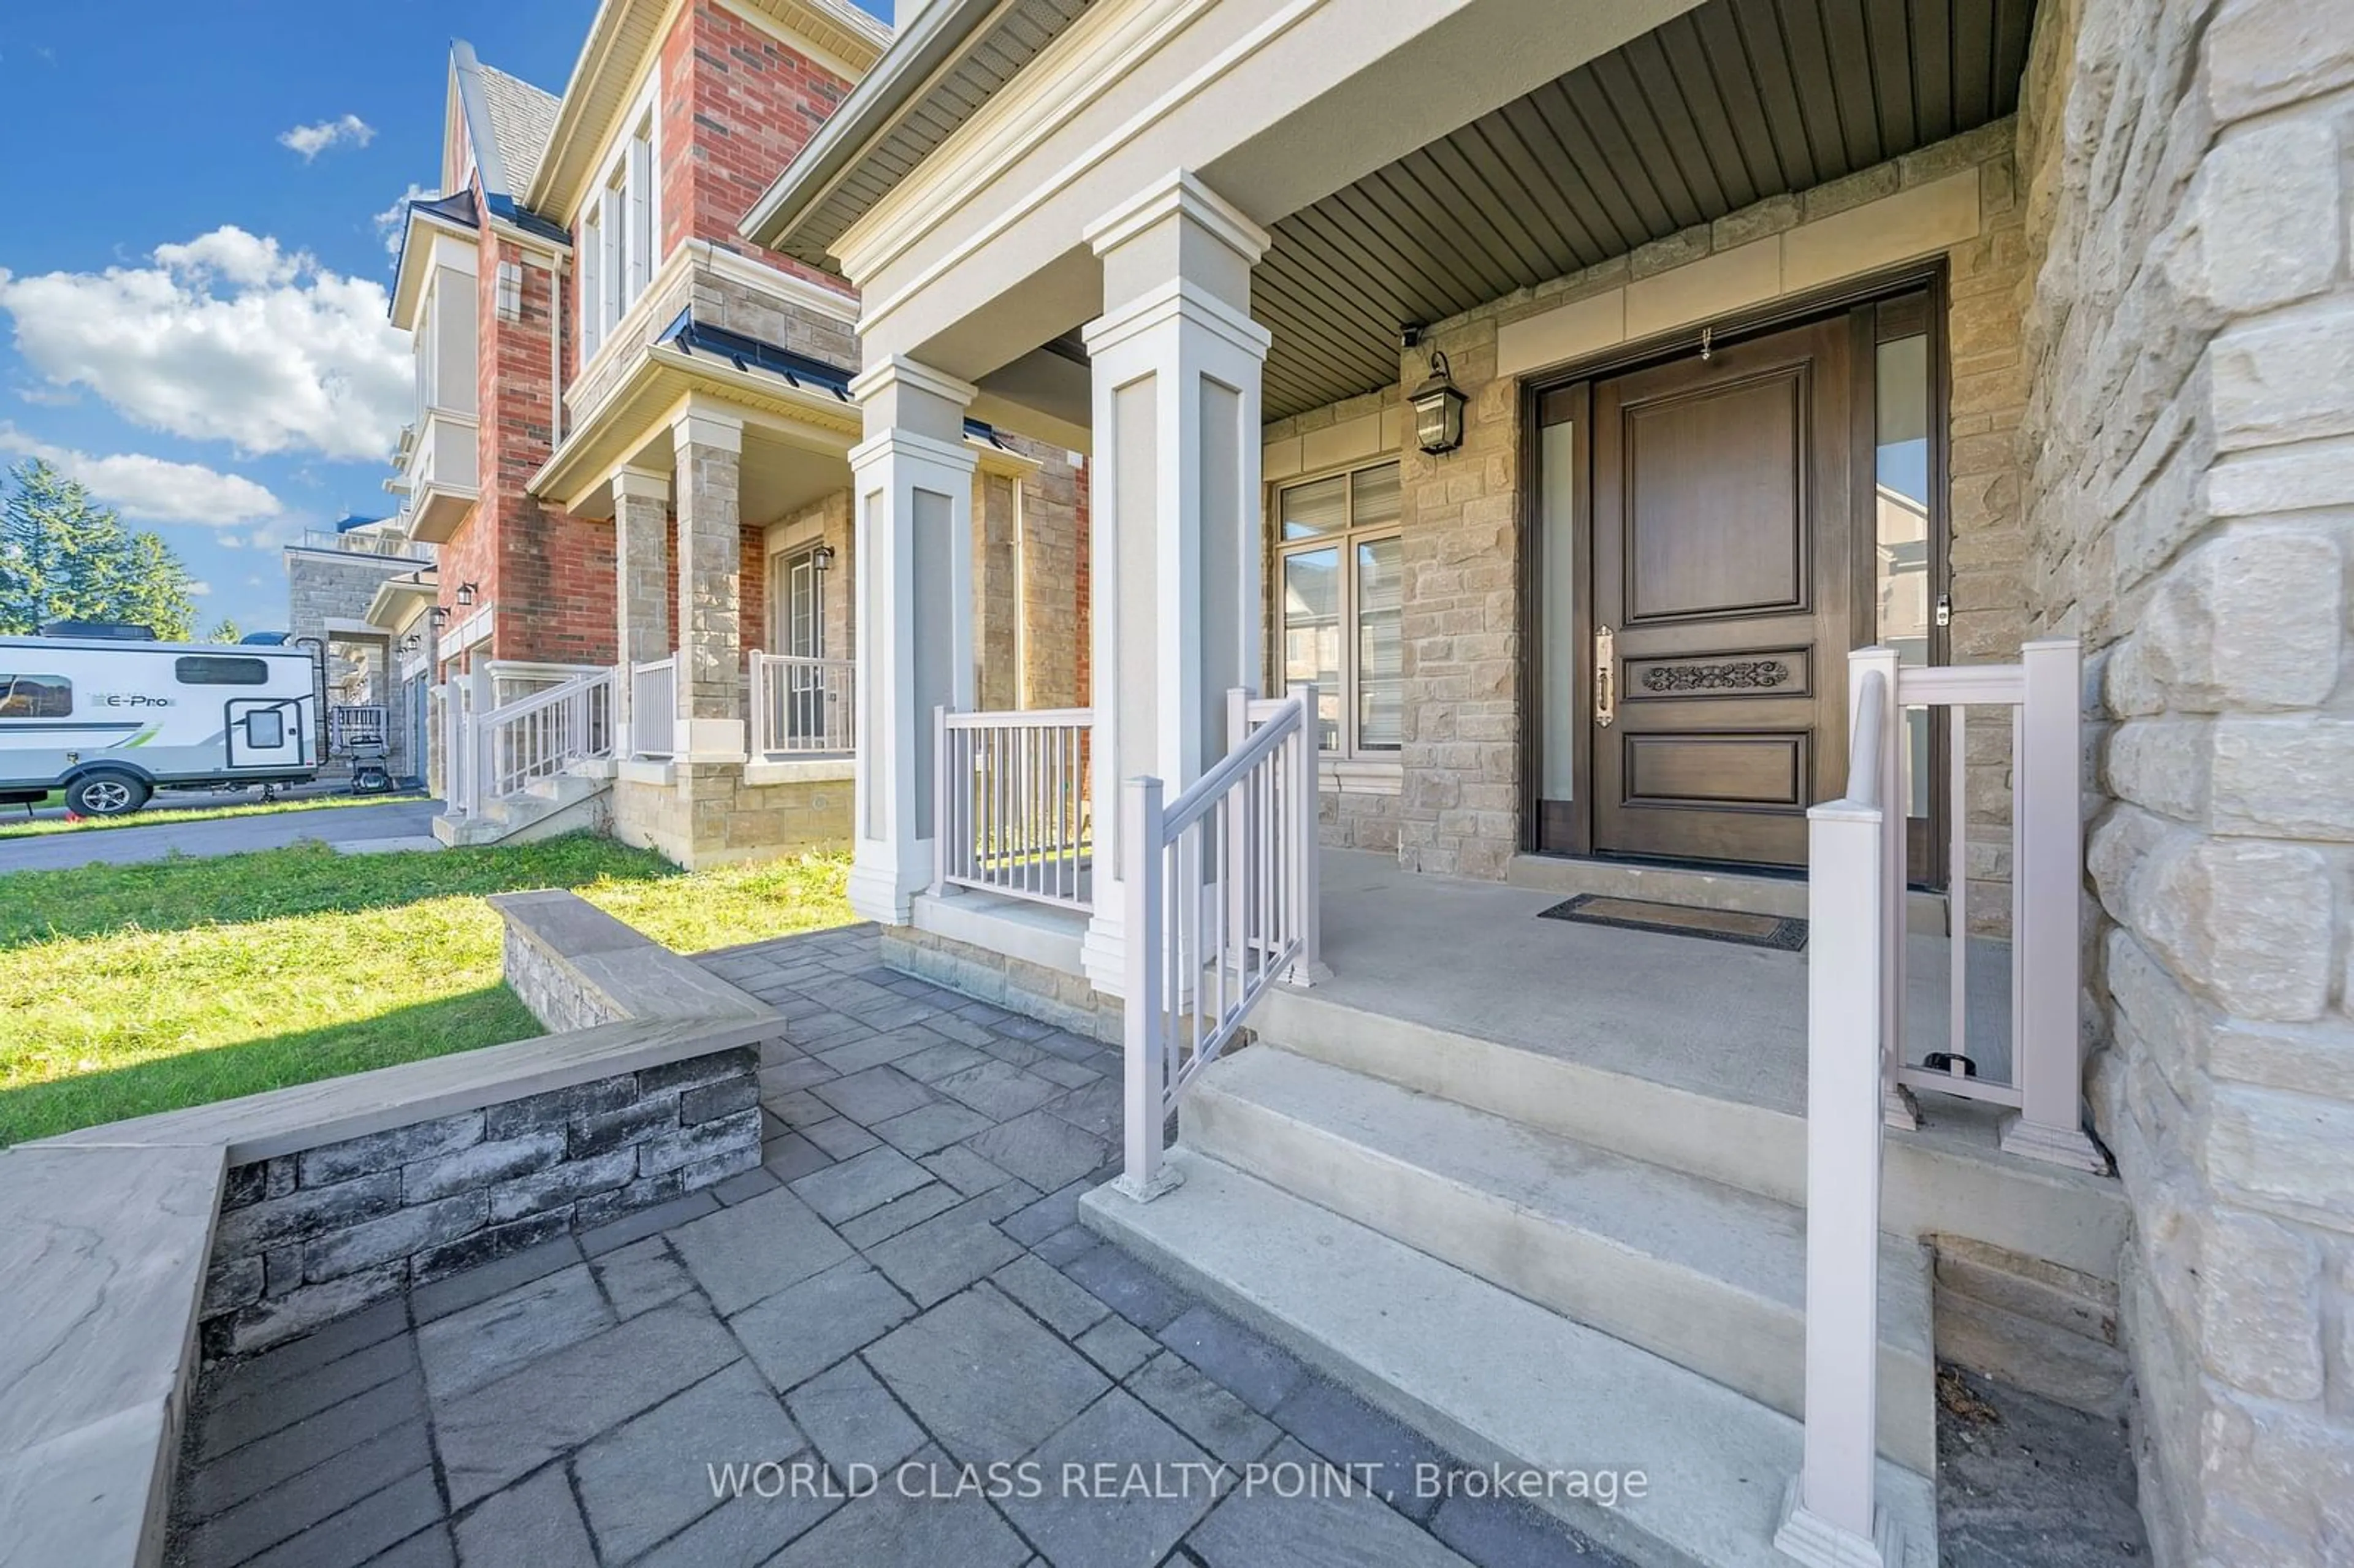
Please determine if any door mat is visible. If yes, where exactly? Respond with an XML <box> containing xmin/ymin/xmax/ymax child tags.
<box><xmin>1537</xmin><ymin>892</ymin><xmax>1807</xmax><ymax>951</ymax></box>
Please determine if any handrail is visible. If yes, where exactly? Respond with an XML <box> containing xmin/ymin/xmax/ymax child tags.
<box><xmin>748</xmin><ymin>650</ymin><xmax>853</xmax><ymax>757</ymax></box>
<box><xmin>469</xmin><ymin>668</ymin><xmax>614</xmax><ymax>812</ymax></box>
<box><xmin>1116</xmin><ymin>684</ymin><xmax>1322</xmax><ymax>1202</ymax></box>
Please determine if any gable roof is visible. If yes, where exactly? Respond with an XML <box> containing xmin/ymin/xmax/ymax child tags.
<box><xmin>476</xmin><ymin>64</ymin><xmax>563</xmax><ymax>194</ymax></box>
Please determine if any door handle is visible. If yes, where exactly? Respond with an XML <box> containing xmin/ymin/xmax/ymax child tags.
<box><xmin>1595</xmin><ymin>625</ymin><xmax>1616</xmax><ymax>729</ymax></box>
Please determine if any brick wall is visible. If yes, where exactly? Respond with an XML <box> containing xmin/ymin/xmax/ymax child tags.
<box><xmin>2012</xmin><ymin>0</ymin><xmax>2354</xmax><ymax>1560</ymax></box>
<box><xmin>446</xmin><ymin>209</ymin><xmax>615</xmax><ymax>671</ymax></box>
<box><xmin>658</xmin><ymin>0</ymin><xmax>849</xmax><ymax>286</ymax></box>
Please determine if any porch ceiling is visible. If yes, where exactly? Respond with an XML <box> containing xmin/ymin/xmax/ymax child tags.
<box><xmin>1251</xmin><ymin>0</ymin><xmax>2036</xmax><ymax>419</ymax></box>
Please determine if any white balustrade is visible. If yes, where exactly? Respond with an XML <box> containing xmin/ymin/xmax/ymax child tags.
<box><xmin>1783</xmin><ymin>641</ymin><xmax>2087</xmax><ymax>1568</ymax></box>
<box><xmin>464</xmin><ymin>668</ymin><xmax>614</xmax><ymax>813</ymax></box>
<box><xmin>749</xmin><ymin>652</ymin><xmax>854</xmax><ymax>757</ymax></box>
<box><xmin>933</xmin><ymin>707</ymin><xmax>1095</xmax><ymax>911</ymax></box>
<box><xmin>630</xmin><ymin>655</ymin><xmax>678</xmax><ymax>761</ymax></box>
<box><xmin>1116</xmin><ymin>684</ymin><xmax>1322</xmax><ymax>1201</ymax></box>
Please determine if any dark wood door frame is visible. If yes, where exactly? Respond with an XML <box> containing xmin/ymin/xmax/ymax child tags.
<box><xmin>1518</xmin><ymin>259</ymin><xmax>1953</xmax><ymax>877</ymax></box>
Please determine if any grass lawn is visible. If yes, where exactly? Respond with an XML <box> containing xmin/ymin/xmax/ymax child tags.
<box><xmin>0</xmin><ymin>790</ymin><xmax>409</xmax><ymax>840</ymax></box>
<box><xmin>0</xmin><ymin>834</ymin><xmax>853</xmax><ymax>1145</ymax></box>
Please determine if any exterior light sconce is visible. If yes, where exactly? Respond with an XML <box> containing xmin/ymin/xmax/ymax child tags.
<box><xmin>455</xmin><ymin>582</ymin><xmax>478</xmax><ymax>607</ymax></box>
<box><xmin>428</xmin><ymin>606</ymin><xmax>451</xmax><ymax>628</ymax></box>
<box><xmin>495</xmin><ymin>261</ymin><xmax>524</xmax><ymax>323</ymax></box>
<box><xmin>1410</xmin><ymin>349</ymin><xmax>1468</xmax><ymax>455</ymax></box>
<box><xmin>401</xmin><ymin>634</ymin><xmax>421</xmax><ymax>653</ymax></box>
<box><xmin>809</xmin><ymin>543</ymin><xmax>836</xmax><ymax>573</ymax></box>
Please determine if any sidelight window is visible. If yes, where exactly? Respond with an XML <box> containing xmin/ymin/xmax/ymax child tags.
<box><xmin>579</xmin><ymin>105</ymin><xmax>658</xmax><ymax>363</ymax></box>
<box><xmin>1276</xmin><ymin>462</ymin><xmax>1401</xmax><ymax>756</ymax></box>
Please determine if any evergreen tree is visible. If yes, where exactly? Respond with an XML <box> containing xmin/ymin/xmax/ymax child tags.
<box><xmin>0</xmin><ymin>460</ymin><xmax>197</xmax><ymax>639</ymax></box>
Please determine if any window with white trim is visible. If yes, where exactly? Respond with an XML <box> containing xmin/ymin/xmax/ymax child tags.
<box><xmin>1275</xmin><ymin>462</ymin><xmax>1402</xmax><ymax>756</ymax></box>
<box><xmin>578</xmin><ymin>107</ymin><xmax>657</xmax><ymax>362</ymax></box>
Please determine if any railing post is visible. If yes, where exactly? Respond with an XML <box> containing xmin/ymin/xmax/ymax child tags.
<box><xmin>1286</xmin><ymin>682</ymin><xmax>1328</xmax><ymax>986</ymax></box>
<box><xmin>1116</xmin><ymin>774</ymin><xmax>1181</xmax><ymax>1202</ymax></box>
<box><xmin>747</xmin><ymin>649</ymin><xmax>766</xmax><ymax>761</ymax></box>
<box><xmin>1777</xmin><ymin>784</ymin><xmax>1902</xmax><ymax>1568</ymax></box>
<box><xmin>2002</xmin><ymin>639</ymin><xmax>2101</xmax><ymax>1169</ymax></box>
<box><xmin>1848</xmin><ymin>647</ymin><xmax>1911</xmax><ymax>1130</ymax></box>
<box><xmin>932</xmin><ymin>706</ymin><xmax>950</xmax><ymax>897</ymax></box>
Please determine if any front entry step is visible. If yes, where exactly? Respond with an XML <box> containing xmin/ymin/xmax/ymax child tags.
<box><xmin>1187</xmin><ymin>1047</ymin><xmax>1937</xmax><ymax>1475</ymax></box>
<box><xmin>1080</xmin><ymin>1151</ymin><xmax>1938</xmax><ymax>1568</ymax></box>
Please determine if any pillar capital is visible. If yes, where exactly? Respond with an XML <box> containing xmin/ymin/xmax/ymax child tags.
<box><xmin>611</xmin><ymin>465</ymin><xmax>669</xmax><ymax>504</ymax></box>
<box><xmin>849</xmin><ymin>355</ymin><xmax>977</xmax><ymax>446</ymax></box>
<box><xmin>1084</xmin><ymin>170</ymin><xmax>1270</xmax><ymax>268</ymax></box>
<box><xmin>671</xmin><ymin>407</ymin><xmax>744</xmax><ymax>457</ymax></box>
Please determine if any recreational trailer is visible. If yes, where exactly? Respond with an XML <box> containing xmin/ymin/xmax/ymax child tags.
<box><xmin>0</xmin><ymin>634</ymin><xmax>322</xmax><ymax>816</ymax></box>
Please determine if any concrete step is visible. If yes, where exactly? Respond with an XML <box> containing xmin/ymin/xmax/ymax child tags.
<box><xmin>1248</xmin><ymin>983</ymin><xmax>2128</xmax><ymax>1287</ymax></box>
<box><xmin>430</xmin><ymin>780</ymin><xmax>611</xmax><ymax>848</ymax></box>
<box><xmin>1188</xmin><ymin>1047</ymin><xmax>1937</xmax><ymax>1474</ymax></box>
<box><xmin>524</xmin><ymin>772</ymin><xmax>602</xmax><ymax>806</ymax></box>
<box><xmin>1081</xmin><ymin>1151</ymin><xmax>1937</xmax><ymax>1568</ymax></box>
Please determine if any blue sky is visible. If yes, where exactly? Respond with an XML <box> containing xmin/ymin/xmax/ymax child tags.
<box><xmin>0</xmin><ymin>0</ymin><xmax>885</xmax><ymax>636</ymax></box>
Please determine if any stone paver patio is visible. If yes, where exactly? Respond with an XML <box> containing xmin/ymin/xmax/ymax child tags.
<box><xmin>169</xmin><ymin>923</ymin><xmax>1631</xmax><ymax>1568</ymax></box>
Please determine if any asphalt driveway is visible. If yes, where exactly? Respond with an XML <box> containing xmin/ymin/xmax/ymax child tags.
<box><xmin>0</xmin><ymin>797</ymin><xmax>443</xmax><ymax>873</ymax></box>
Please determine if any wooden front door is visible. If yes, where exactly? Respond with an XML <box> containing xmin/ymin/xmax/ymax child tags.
<box><xmin>1588</xmin><ymin>315</ymin><xmax>1856</xmax><ymax>868</ymax></box>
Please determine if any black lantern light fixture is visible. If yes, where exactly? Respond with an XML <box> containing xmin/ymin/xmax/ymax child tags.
<box><xmin>1409</xmin><ymin>349</ymin><xmax>1468</xmax><ymax>455</ymax></box>
<box><xmin>455</xmin><ymin>581</ymin><xmax>478</xmax><ymax>607</ymax></box>
<box><xmin>428</xmin><ymin>604</ymin><xmax>451</xmax><ymax>628</ymax></box>
<box><xmin>809</xmin><ymin>543</ymin><xmax>836</xmax><ymax>573</ymax></box>
<box><xmin>400</xmin><ymin>634</ymin><xmax>421</xmax><ymax>653</ymax></box>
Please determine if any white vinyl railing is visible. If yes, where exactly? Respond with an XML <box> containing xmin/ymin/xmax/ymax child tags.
<box><xmin>934</xmin><ymin>707</ymin><xmax>1095</xmax><ymax>911</ymax></box>
<box><xmin>750</xmin><ymin>652</ymin><xmax>854</xmax><ymax>757</ymax></box>
<box><xmin>1783</xmin><ymin>640</ymin><xmax>2085</xmax><ymax>1567</ymax></box>
<box><xmin>1859</xmin><ymin>640</ymin><xmax>2091</xmax><ymax>1165</ymax></box>
<box><xmin>1116</xmin><ymin>684</ymin><xmax>1323</xmax><ymax>1201</ymax></box>
<box><xmin>630</xmin><ymin>655</ymin><xmax>677</xmax><ymax>761</ymax></box>
<box><xmin>329</xmin><ymin>704</ymin><xmax>388</xmax><ymax>753</ymax></box>
<box><xmin>462</xmin><ymin>668</ymin><xmax>614</xmax><ymax>815</ymax></box>
<box><xmin>1781</xmin><ymin>666</ymin><xmax>1897</xmax><ymax>1567</ymax></box>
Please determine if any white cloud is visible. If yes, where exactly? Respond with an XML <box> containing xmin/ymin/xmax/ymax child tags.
<box><xmin>13</xmin><ymin>382</ymin><xmax>78</xmax><ymax>406</ymax></box>
<box><xmin>0</xmin><ymin>227</ymin><xmax>410</xmax><ymax>462</ymax></box>
<box><xmin>188</xmin><ymin>580</ymin><xmax>214</xmax><ymax>596</ymax></box>
<box><xmin>278</xmin><ymin>114</ymin><xmax>376</xmax><ymax>161</ymax></box>
<box><xmin>0</xmin><ymin>423</ymin><xmax>283</xmax><ymax>527</ymax></box>
<box><xmin>373</xmin><ymin>183</ymin><xmax>436</xmax><ymax>259</ymax></box>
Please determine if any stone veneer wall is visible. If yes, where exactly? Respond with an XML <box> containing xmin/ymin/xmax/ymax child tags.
<box><xmin>1376</xmin><ymin>126</ymin><xmax>2032</xmax><ymax>882</ymax></box>
<box><xmin>198</xmin><ymin>1051</ymin><xmax>760</xmax><ymax>1358</ymax></box>
<box><xmin>880</xmin><ymin>926</ymin><xmax>1120</xmax><ymax>1043</ymax></box>
<box><xmin>2013</xmin><ymin>0</ymin><xmax>2354</xmax><ymax>1560</ymax></box>
<box><xmin>612</xmin><ymin>768</ymin><xmax>851</xmax><ymax>869</ymax></box>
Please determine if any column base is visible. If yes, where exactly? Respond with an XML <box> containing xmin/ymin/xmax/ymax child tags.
<box><xmin>1111</xmin><ymin>1163</ymin><xmax>1184</xmax><ymax>1204</ymax></box>
<box><xmin>1998</xmin><ymin>1113</ymin><xmax>2108</xmax><ymax>1172</ymax></box>
<box><xmin>848</xmin><ymin>858</ymin><xmax>916</xmax><ymax>928</ymax></box>
<box><xmin>676</xmin><ymin>718</ymin><xmax>747</xmax><ymax>764</ymax></box>
<box><xmin>1081</xmin><ymin>908</ymin><xmax>1126</xmax><ymax>1000</ymax></box>
<box><xmin>1772</xmin><ymin>1477</ymin><xmax>1903</xmax><ymax>1568</ymax></box>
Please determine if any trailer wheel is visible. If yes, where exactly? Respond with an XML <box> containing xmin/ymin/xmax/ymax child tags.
<box><xmin>67</xmin><ymin>771</ymin><xmax>150</xmax><ymax>818</ymax></box>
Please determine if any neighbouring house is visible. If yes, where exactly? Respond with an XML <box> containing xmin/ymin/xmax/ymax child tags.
<box><xmin>382</xmin><ymin>5</ymin><xmax>1089</xmax><ymax>866</ymax></box>
<box><xmin>709</xmin><ymin>0</ymin><xmax>2354</xmax><ymax>1564</ymax></box>
<box><xmin>282</xmin><ymin>512</ymin><xmax>439</xmax><ymax>784</ymax></box>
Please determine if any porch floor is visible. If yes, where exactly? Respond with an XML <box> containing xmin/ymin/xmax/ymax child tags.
<box><xmin>1313</xmin><ymin>850</ymin><xmax>2010</xmax><ymax>1121</ymax></box>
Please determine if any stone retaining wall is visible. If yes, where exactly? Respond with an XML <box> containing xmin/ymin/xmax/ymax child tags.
<box><xmin>197</xmin><ymin>1049</ymin><xmax>760</xmax><ymax>1357</ymax></box>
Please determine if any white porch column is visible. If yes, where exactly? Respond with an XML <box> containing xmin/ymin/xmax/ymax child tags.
<box><xmin>1078</xmin><ymin>170</ymin><xmax>1270</xmax><ymax>995</ymax></box>
<box><xmin>847</xmin><ymin>356</ymin><xmax>978</xmax><ymax>926</ymax></box>
<box><xmin>612</xmin><ymin>466</ymin><xmax>670</xmax><ymax>756</ymax></box>
<box><xmin>672</xmin><ymin>408</ymin><xmax>746</xmax><ymax>763</ymax></box>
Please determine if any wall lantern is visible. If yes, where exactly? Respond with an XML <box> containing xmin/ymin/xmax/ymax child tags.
<box><xmin>428</xmin><ymin>605</ymin><xmax>451</xmax><ymax>628</ymax></box>
<box><xmin>455</xmin><ymin>582</ymin><xmax>478</xmax><ymax>607</ymax></box>
<box><xmin>1410</xmin><ymin>349</ymin><xmax>1468</xmax><ymax>455</ymax></box>
<box><xmin>400</xmin><ymin>634</ymin><xmax>421</xmax><ymax>653</ymax></box>
<box><xmin>809</xmin><ymin>543</ymin><xmax>836</xmax><ymax>573</ymax></box>
<box><xmin>495</xmin><ymin>261</ymin><xmax>524</xmax><ymax>323</ymax></box>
